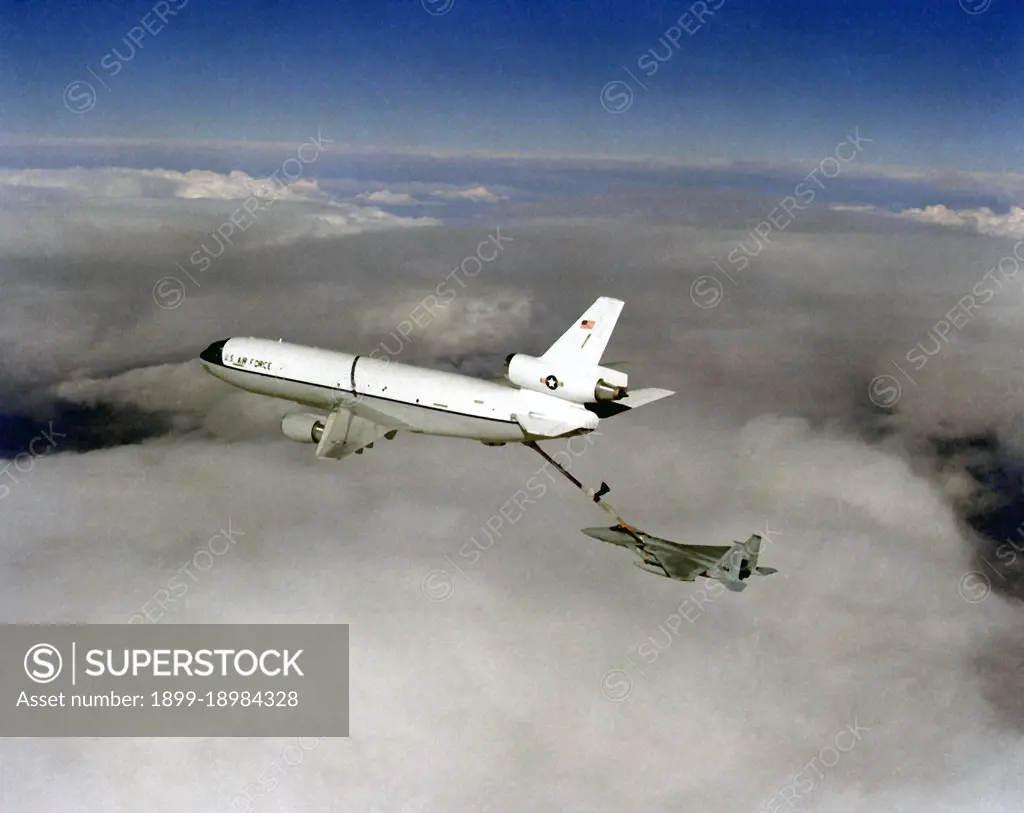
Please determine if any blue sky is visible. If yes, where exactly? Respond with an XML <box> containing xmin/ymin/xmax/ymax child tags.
<box><xmin>0</xmin><ymin>0</ymin><xmax>1021</xmax><ymax>170</ymax></box>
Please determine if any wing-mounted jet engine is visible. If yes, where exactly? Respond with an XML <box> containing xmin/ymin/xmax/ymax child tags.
<box><xmin>281</xmin><ymin>412</ymin><xmax>325</xmax><ymax>443</ymax></box>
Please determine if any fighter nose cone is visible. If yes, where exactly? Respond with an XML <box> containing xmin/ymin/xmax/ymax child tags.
<box><xmin>200</xmin><ymin>339</ymin><xmax>229</xmax><ymax>366</ymax></box>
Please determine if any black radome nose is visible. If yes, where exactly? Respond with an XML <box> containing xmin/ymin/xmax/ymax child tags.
<box><xmin>200</xmin><ymin>339</ymin><xmax>229</xmax><ymax>366</ymax></box>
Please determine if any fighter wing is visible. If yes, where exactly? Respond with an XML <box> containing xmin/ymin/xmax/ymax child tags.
<box><xmin>644</xmin><ymin>545</ymin><xmax>717</xmax><ymax>582</ymax></box>
<box><xmin>314</xmin><ymin>408</ymin><xmax>395</xmax><ymax>460</ymax></box>
<box><xmin>648</xmin><ymin>536</ymin><xmax>776</xmax><ymax>590</ymax></box>
<box><xmin>653</xmin><ymin>537</ymin><xmax>773</xmax><ymax>591</ymax></box>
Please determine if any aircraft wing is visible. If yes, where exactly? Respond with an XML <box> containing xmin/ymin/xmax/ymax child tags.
<box><xmin>645</xmin><ymin>545</ymin><xmax>722</xmax><ymax>582</ymax></box>
<box><xmin>314</xmin><ymin>408</ymin><xmax>395</xmax><ymax>460</ymax></box>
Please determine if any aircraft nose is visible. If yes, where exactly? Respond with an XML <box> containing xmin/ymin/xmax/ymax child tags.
<box><xmin>200</xmin><ymin>339</ymin><xmax>229</xmax><ymax>366</ymax></box>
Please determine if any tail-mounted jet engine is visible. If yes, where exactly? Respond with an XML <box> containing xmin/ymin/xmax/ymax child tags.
<box><xmin>504</xmin><ymin>354</ymin><xmax>628</xmax><ymax>404</ymax></box>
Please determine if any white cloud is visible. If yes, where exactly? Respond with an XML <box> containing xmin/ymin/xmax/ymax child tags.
<box><xmin>0</xmin><ymin>167</ymin><xmax>327</xmax><ymax>203</ymax></box>
<box><xmin>430</xmin><ymin>184</ymin><xmax>506</xmax><ymax>203</ymax></box>
<box><xmin>8</xmin><ymin>138</ymin><xmax>1024</xmax><ymax>204</ymax></box>
<box><xmin>361</xmin><ymin>189</ymin><xmax>420</xmax><ymax>205</ymax></box>
<box><xmin>350</xmin><ymin>184</ymin><xmax>514</xmax><ymax>207</ymax></box>
<box><xmin>0</xmin><ymin>167</ymin><xmax>440</xmax><ymax>256</ymax></box>
<box><xmin>897</xmin><ymin>204</ymin><xmax>1024</xmax><ymax>239</ymax></box>
<box><xmin>831</xmin><ymin>202</ymin><xmax>1024</xmax><ymax>240</ymax></box>
<box><xmin>1</xmin><ymin>399</ymin><xmax>1021</xmax><ymax>812</ymax></box>
<box><xmin>362</xmin><ymin>288</ymin><xmax>533</xmax><ymax>357</ymax></box>
<box><xmin>4</xmin><ymin>161</ymin><xmax>1024</xmax><ymax>812</ymax></box>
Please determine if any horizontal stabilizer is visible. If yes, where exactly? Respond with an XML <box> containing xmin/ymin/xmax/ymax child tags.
<box><xmin>585</xmin><ymin>387</ymin><xmax>674</xmax><ymax>418</ymax></box>
<box><xmin>618</xmin><ymin>387</ymin><xmax>674</xmax><ymax>408</ymax></box>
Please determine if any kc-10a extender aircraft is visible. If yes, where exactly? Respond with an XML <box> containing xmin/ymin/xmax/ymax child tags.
<box><xmin>199</xmin><ymin>296</ymin><xmax>672</xmax><ymax>459</ymax></box>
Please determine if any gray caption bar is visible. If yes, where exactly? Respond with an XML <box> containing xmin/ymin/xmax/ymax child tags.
<box><xmin>1</xmin><ymin>624</ymin><xmax>348</xmax><ymax>737</ymax></box>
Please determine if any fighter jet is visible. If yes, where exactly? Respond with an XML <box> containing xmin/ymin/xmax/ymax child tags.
<box><xmin>582</xmin><ymin>525</ymin><xmax>777</xmax><ymax>591</ymax></box>
<box><xmin>199</xmin><ymin>297</ymin><xmax>674</xmax><ymax>460</ymax></box>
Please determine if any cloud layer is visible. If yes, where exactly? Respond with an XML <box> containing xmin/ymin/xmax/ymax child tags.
<box><xmin>1</xmin><ymin>155</ymin><xmax>1024</xmax><ymax>812</ymax></box>
<box><xmin>0</xmin><ymin>167</ymin><xmax>440</xmax><ymax>259</ymax></box>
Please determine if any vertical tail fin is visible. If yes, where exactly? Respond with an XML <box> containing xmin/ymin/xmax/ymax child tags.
<box><xmin>709</xmin><ymin>534</ymin><xmax>769</xmax><ymax>592</ymax></box>
<box><xmin>741</xmin><ymin>533</ymin><xmax>778</xmax><ymax>575</ymax></box>
<box><xmin>710</xmin><ymin>546</ymin><xmax>749</xmax><ymax>592</ymax></box>
<box><xmin>740</xmin><ymin>534</ymin><xmax>762</xmax><ymax>570</ymax></box>
<box><xmin>541</xmin><ymin>297</ymin><xmax>624</xmax><ymax>365</ymax></box>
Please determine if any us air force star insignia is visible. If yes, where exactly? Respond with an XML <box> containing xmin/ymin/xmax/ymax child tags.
<box><xmin>543</xmin><ymin>375</ymin><xmax>559</xmax><ymax>390</ymax></box>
